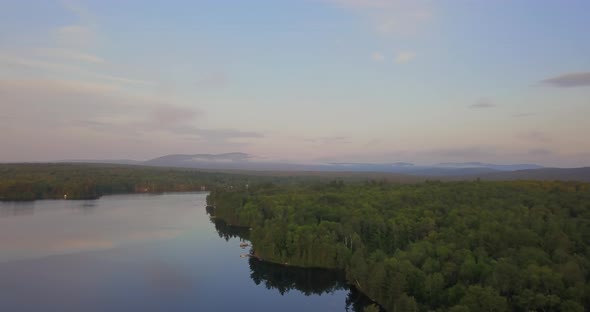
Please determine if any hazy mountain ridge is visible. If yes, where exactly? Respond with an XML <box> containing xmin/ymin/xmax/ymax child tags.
<box><xmin>138</xmin><ymin>154</ymin><xmax>550</xmax><ymax>176</ymax></box>
<box><xmin>144</xmin><ymin>153</ymin><xmax>251</xmax><ymax>165</ymax></box>
<box><xmin>56</xmin><ymin>153</ymin><xmax>590</xmax><ymax>181</ymax></box>
<box><xmin>471</xmin><ymin>167</ymin><xmax>590</xmax><ymax>182</ymax></box>
<box><xmin>436</xmin><ymin>162</ymin><xmax>543</xmax><ymax>171</ymax></box>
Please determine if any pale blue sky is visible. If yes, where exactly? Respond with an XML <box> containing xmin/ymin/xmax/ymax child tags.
<box><xmin>1</xmin><ymin>0</ymin><xmax>589</xmax><ymax>166</ymax></box>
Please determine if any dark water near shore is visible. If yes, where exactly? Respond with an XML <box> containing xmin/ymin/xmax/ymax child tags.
<box><xmin>0</xmin><ymin>193</ymin><xmax>370</xmax><ymax>311</ymax></box>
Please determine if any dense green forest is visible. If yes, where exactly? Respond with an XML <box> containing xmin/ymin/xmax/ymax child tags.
<box><xmin>208</xmin><ymin>180</ymin><xmax>590</xmax><ymax>311</ymax></box>
<box><xmin>0</xmin><ymin>163</ymin><xmax>250</xmax><ymax>200</ymax></box>
<box><xmin>0</xmin><ymin>163</ymin><xmax>412</xmax><ymax>201</ymax></box>
<box><xmin>0</xmin><ymin>163</ymin><xmax>334</xmax><ymax>201</ymax></box>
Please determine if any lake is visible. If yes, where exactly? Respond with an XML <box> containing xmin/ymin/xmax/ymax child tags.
<box><xmin>0</xmin><ymin>192</ymin><xmax>371</xmax><ymax>311</ymax></box>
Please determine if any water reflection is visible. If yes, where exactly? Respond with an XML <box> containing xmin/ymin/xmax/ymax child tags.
<box><xmin>0</xmin><ymin>201</ymin><xmax>35</xmax><ymax>217</ymax></box>
<box><xmin>0</xmin><ymin>194</ymin><xmax>200</xmax><ymax>262</ymax></box>
<box><xmin>249</xmin><ymin>257</ymin><xmax>347</xmax><ymax>295</ymax></box>
<box><xmin>0</xmin><ymin>193</ymin><xmax>375</xmax><ymax>311</ymax></box>
<box><xmin>0</xmin><ymin>200</ymin><xmax>98</xmax><ymax>217</ymax></box>
<box><xmin>145</xmin><ymin>261</ymin><xmax>194</xmax><ymax>290</ymax></box>
<box><xmin>212</xmin><ymin>219</ymin><xmax>251</xmax><ymax>241</ymax></box>
<box><xmin>208</xmin><ymin>211</ymin><xmax>376</xmax><ymax>312</ymax></box>
<box><xmin>71</xmin><ymin>201</ymin><xmax>98</xmax><ymax>214</ymax></box>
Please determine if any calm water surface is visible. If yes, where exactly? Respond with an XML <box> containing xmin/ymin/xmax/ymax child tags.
<box><xmin>0</xmin><ymin>193</ymin><xmax>369</xmax><ymax>311</ymax></box>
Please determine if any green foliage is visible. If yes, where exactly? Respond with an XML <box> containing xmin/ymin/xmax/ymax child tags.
<box><xmin>209</xmin><ymin>180</ymin><xmax>590</xmax><ymax>311</ymax></box>
<box><xmin>0</xmin><ymin>164</ymin><xmax>226</xmax><ymax>200</ymax></box>
<box><xmin>0</xmin><ymin>163</ymin><xmax>323</xmax><ymax>201</ymax></box>
<box><xmin>363</xmin><ymin>304</ymin><xmax>380</xmax><ymax>312</ymax></box>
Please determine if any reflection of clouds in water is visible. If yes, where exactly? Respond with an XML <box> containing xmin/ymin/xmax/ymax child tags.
<box><xmin>0</xmin><ymin>202</ymin><xmax>35</xmax><ymax>217</ymax></box>
<box><xmin>0</xmin><ymin>193</ymin><xmax>203</xmax><ymax>262</ymax></box>
<box><xmin>0</xmin><ymin>229</ymin><xmax>183</xmax><ymax>255</ymax></box>
<box><xmin>125</xmin><ymin>229</ymin><xmax>182</xmax><ymax>242</ymax></box>
<box><xmin>47</xmin><ymin>238</ymin><xmax>114</xmax><ymax>251</ymax></box>
<box><xmin>146</xmin><ymin>261</ymin><xmax>194</xmax><ymax>290</ymax></box>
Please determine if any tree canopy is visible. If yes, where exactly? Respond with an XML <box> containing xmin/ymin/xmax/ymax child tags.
<box><xmin>208</xmin><ymin>180</ymin><xmax>590</xmax><ymax>311</ymax></box>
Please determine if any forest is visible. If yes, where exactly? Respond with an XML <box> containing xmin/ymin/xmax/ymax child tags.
<box><xmin>207</xmin><ymin>180</ymin><xmax>590</xmax><ymax>311</ymax></box>
<box><xmin>0</xmin><ymin>163</ymin><xmax>250</xmax><ymax>200</ymax></box>
<box><xmin>0</xmin><ymin>163</ymin><xmax>328</xmax><ymax>201</ymax></box>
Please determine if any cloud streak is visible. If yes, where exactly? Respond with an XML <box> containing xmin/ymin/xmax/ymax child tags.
<box><xmin>152</xmin><ymin>106</ymin><xmax>201</xmax><ymax>126</ymax></box>
<box><xmin>395</xmin><ymin>51</ymin><xmax>415</xmax><ymax>63</ymax></box>
<box><xmin>304</xmin><ymin>136</ymin><xmax>350</xmax><ymax>145</ymax></box>
<box><xmin>38</xmin><ymin>48</ymin><xmax>105</xmax><ymax>64</ymax></box>
<box><xmin>325</xmin><ymin>0</ymin><xmax>433</xmax><ymax>35</ymax></box>
<box><xmin>519</xmin><ymin>131</ymin><xmax>551</xmax><ymax>143</ymax></box>
<box><xmin>371</xmin><ymin>51</ymin><xmax>385</xmax><ymax>62</ymax></box>
<box><xmin>55</xmin><ymin>25</ymin><xmax>97</xmax><ymax>48</ymax></box>
<box><xmin>0</xmin><ymin>53</ymin><xmax>153</xmax><ymax>86</ymax></box>
<box><xmin>541</xmin><ymin>71</ymin><xmax>590</xmax><ymax>88</ymax></box>
<box><xmin>513</xmin><ymin>113</ymin><xmax>535</xmax><ymax>118</ymax></box>
<box><xmin>469</xmin><ymin>99</ymin><xmax>496</xmax><ymax>109</ymax></box>
<box><xmin>0</xmin><ymin>78</ymin><xmax>263</xmax><ymax>156</ymax></box>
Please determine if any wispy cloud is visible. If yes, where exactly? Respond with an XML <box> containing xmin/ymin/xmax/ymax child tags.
<box><xmin>0</xmin><ymin>1</ymin><xmax>155</xmax><ymax>88</ymax></box>
<box><xmin>54</xmin><ymin>25</ymin><xmax>97</xmax><ymax>48</ymax></box>
<box><xmin>94</xmin><ymin>73</ymin><xmax>153</xmax><ymax>85</ymax></box>
<box><xmin>519</xmin><ymin>131</ymin><xmax>551</xmax><ymax>143</ymax></box>
<box><xmin>513</xmin><ymin>112</ymin><xmax>535</xmax><ymax>118</ymax></box>
<box><xmin>0</xmin><ymin>78</ymin><xmax>263</xmax><ymax>156</ymax></box>
<box><xmin>58</xmin><ymin>0</ymin><xmax>94</xmax><ymax>22</ymax></box>
<box><xmin>541</xmin><ymin>71</ymin><xmax>590</xmax><ymax>88</ymax></box>
<box><xmin>152</xmin><ymin>105</ymin><xmax>201</xmax><ymax>127</ymax></box>
<box><xmin>469</xmin><ymin>99</ymin><xmax>496</xmax><ymax>109</ymax></box>
<box><xmin>304</xmin><ymin>136</ymin><xmax>350</xmax><ymax>145</ymax></box>
<box><xmin>38</xmin><ymin>48</ymin><xmax>105</xmax><ymax>64</ymax></box>
<box><xmin>0</xmin><ymin>78</ymin><xmax>119</xmax><ymax>94</ymax></box>
<box><xmin>325</xmin><ymin>0</ymin><xmax>433</xmax><ymax>35</ymax></box>
<box><xmin>371</xmin><ymin>51</ymin><xmax>385</xmax><ymax>62</ymax></box>
<box><xmin>198</xmin><ymin>70</ymin><xmax>228</xmax><ymax>88</ymax></box>
<box><xmin>395</xmin><ymin>51</ymin><xmax>415</xmax><ymax>63</ymax></box>
<box><xmin>56</xmin><ymin>0</ymin><xmax>97</xmax><ymax>48</ymax></box>
<box><xmin>0</xmin><ymin>53</ymin><xmax>152</xmax><ymax>86</ymax></box>
<box><xmin>528</xmin><ymin>148</ymin><xmax>553</xmax><ymax>156</ymax></box>
<box><xmin>184</xmin><ymin>128</ymin><xmax>264</xmax><ymax>142</ymax></box>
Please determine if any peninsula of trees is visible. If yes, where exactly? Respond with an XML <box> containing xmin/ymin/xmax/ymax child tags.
<box><xmin>208</xmin><ymin>180</ymin><xmax>590</xmax><ymax>311</ymax></box>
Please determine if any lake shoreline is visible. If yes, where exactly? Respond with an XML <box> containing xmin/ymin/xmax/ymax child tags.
<box><xmin>223</xmin><ymin>223</ymin><xmax>384</xmax><ymax>311</ymax></box>
<box><xmin>0</xmin><ymin>190</ymin><xmax>210</xmax><ymax>202</ymax></box>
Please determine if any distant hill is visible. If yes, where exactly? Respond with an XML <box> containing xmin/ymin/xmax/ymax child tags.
<box><xmin>135</xmin><ymin>153</ymin><xmax>543</xmax><ymax>176</ymax></box>
<box><xmin>469</xmin><ymin>167</ymin><xmax>590</xmax><ymax>182</ymax></box>
<box><xmin>51</xmin><ymin>153</ymin><xmax>590</xmax><ymax>181</ymax></box>
<box><xmin>436</xmin><ymin>162</ymin><xmax>543</xmax><ymax>171</ymax></box>
<box><xmin>144</xmin><ymin>153</ymin><xmax>252</xmax><ymax>167</ymax></box>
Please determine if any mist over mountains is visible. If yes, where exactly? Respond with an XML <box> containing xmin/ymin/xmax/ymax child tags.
<box><xmin>61</xmin><ymin>153</ymin><xmax>590</xmax><ymax>181</ymax></box>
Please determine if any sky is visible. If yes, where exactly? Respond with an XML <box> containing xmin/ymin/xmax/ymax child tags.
<box><xmin>0</xmin><ymin>0</ymin><xmax>589</xmax><ymax>166</ymax></box>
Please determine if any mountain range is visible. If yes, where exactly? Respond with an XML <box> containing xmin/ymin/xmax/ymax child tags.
<box><xmin>62</xmin><ymin>153</ymin><xmax>590</xmax><ymax>181</ymax></box>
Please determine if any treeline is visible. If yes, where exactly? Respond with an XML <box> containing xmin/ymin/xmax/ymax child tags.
<box><xmin>0</xmin><ymin>163</ymin><xmax>255</xmax><ymax>200</ymax></box>
<box><xmin>207</xmin><ymin>180</ymin><xmax>590</xmax><ymax>311</ymax></box>
<box><xmin>0</xmin><ymin>163</ymin><xmax>373</xmax><ymax>201</ymax></box>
